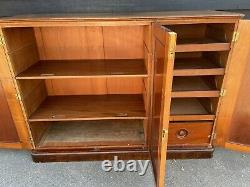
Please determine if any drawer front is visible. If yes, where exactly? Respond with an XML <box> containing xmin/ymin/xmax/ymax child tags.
<box><xmin>168</xmin><ymin>122</ymin><xmax>213</xmax><ymax>146</ymax></box>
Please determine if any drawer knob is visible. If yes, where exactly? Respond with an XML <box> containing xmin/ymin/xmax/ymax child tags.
<box><xmin>177</xmin><ymin>129</ymin><xmax>189</xmax><ymax>139</ymax></box>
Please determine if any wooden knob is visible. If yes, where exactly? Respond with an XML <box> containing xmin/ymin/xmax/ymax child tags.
<box><xmin>176</xmin><ymin>129</ymin><xmax>188</xmax><ymax>139</ymax></box>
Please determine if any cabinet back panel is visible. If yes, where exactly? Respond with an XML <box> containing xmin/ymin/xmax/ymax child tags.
<box><xmin>167</xmin><ymin>23</ymin><xmax>234</xmax><ymax>43</ymax></box>
<box><xmin>167</xmin><ymin>24</ymin><xmax>207</xmax><ymax>40</ymax></box>
<box><xmin>206</xmin><ymin>23</ymin><xmax>235</xmax><ymax>43</ymax></box>
<box><xmin>102</xmin><ymin>26</ymin><xmax>144</xmax><ymax>59</ymax></box>
<box><xmin>35</xmin><ymin>27</ymin><xmax>104</xmax><ymax>60</ymax></box>
<box><xmin>45</xmin><ymin>78</ymin><xmax>144</xmax><ymax>95</ymax></box>
<box><xmin>35</xmin><ymin>26</ymin><xmax>144</xmax><ymax>60</ymax></box>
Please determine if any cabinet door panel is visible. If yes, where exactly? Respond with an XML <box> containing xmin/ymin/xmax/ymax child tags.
<box><xmin>228</xmin><ymin>62</ymin><xmax>250</xmax><ymax>147</ymax></box>
<box><xmin>216</xmin><ymin>20</ymin><xmax>250</xmax><ymax>153</ymax></box>
<box><xmin>150</xmin><ymin>24</ymin><xmax>176</xmax><ymax>187</ymax></box>
<box><xmin>0</xmin><ymin>80</ymin><xmax>19</xmax><ymax>143</ymax></box>
<box><xmin>226</xmin><ymin>20</ymin><xmax>250</xmax><ymax>152</ymax></box>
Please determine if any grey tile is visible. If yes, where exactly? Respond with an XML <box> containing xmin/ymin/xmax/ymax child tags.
<box><xmin>0</xmin><ymin>148</ymin><xmax>249</xmax><ymax>187</ymax></box>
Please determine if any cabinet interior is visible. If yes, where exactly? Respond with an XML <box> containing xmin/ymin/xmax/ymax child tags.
<box><xmin>3</xmin><ymin>25</ymin><xmax>151</xmax><ymax>149</ymax></box>
<box><xmin>173</xmin><ymin>76</ymin><xmax>221</xmax><ymax>92</ymax></box>
<box><xmin>170</xmin><ymin>97</ymin><xmax>219</xmax><ymax>120</ymax></box>
<box><xmin>30</xmin><ymin>120</ymin><xmax>145</xmax><ymax>149</ymax></box>
<box><xmin>167</xmin><ymin>22</ymin><xmax>235</xmax><ymax>148</ymax></box>
<box><xmin>1</xmin><ymin>20</ymin><xmax>237</xmax><ymax>152</ymax></box>
<box><xmin>169</xmin><ymin>23</ymin><xmax>234</xmax><ymax>42</ymax></box>
<box><xmin>174</xmin><ymin>51</ymin><xmax>229</xmax><ymax>76</ymax></box>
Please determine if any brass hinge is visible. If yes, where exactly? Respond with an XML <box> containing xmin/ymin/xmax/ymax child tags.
<box><xmin>212</xmin><ymin>133</ymin><xmax>217</xmax><ymax>140</ymax></box>
<box><xmin>162</xmin><ymin>129</ymin><xmax>168</xmax><ymax>139</ymax></box>
<box><xmin>232</xmin><ymin>32</ymin><xmax>240</xmax><ymax>42</ymax></box>
<box><xmin>220</xmin><ymin>89</ymin><xmax>226</xmax><ymax>97</ymax></box>
<box><xmin>0</xmin><ymin>35</ymin><xmax>5</xmax><ymax>46</ymax></box>
<box><xmin>16</xmin><ymin>93</ymin><xmax>21</xmax><ymax>101</ymax></box>
<box><xmin>169</xmin><ymin>50</ymin><xmax>175</xmax><ymax>59</ymax></box>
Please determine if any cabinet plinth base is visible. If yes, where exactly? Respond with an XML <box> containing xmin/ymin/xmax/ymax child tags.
<box><xmin>167</xmin><ymin>147</ymin><xmax>214</xmax><ymax>159</ymax></box>
<box><xmin>31</xmin><ymin>147</ymin><xmax>213</xmax><ymax>162</ymax></box>
<box><xmin>31</xmin><ymin>149</ymin><xmax>150</xmax><ymax>163</ymax></box>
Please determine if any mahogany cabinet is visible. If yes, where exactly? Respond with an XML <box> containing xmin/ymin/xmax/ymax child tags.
<box><xmin>0</xmin><ymin>11</ymin><xmax>247</xmax><ymax>186</ymax></box>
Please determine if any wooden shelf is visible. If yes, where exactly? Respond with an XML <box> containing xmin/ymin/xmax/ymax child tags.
<box><xmin>29</xmin><ymin>94</ymin><xmax>146</xmax><ymax>122</ymax></box>
<box><xmin>37</xmin><ymin>120</ymin><xmax>145</xmax><ymax>148</ymax></box>
<box><xmin>176</xmin><ymin>38</ymin><xmax>230</xmax><ymax>52</ymax></box>
<box><xmin>170</xmin><ymin>98</ymin><xmax>215</xmax><ymax>121</ymax></box>
<box><xmin>174</xmin><ymin>57</ymin><xmax>225</xmax><ymax>76</ymax></box>
<box><xmin>172</xmin><ymin>77</ymin><xmax>220</xmax><ymax>98</ymax></box>
<box><xmin>17</xmin><ymin>59</ymin><xmax>147</xmax><ymax>79</ymax></box>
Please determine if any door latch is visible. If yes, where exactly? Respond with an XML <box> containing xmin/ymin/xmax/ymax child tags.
<box><xmin>232</xmin><ymin>32</ymin><xmax>239</xmax><ymax>42</ymax></box>
<box><xmin>16</xmin><ymin>93</ymin><xmax>21</xmax><ymax>101</ymax></box>
<box><xmin>220</xmin><ymin>89</ymin><xmax>227</xmax><ymax>97</ymax></box>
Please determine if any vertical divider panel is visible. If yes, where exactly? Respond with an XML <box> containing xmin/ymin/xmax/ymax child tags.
<box><xmin>143</xmin><ymin>25</ymin><xmax>153</xmax><ymax>146</ymax></box>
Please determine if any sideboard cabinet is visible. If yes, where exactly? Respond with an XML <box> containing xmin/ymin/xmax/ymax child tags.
<box><xmin>0</xmin><ymin>11</ymin><xmax>247</xmax><ymax>186</ymax></box>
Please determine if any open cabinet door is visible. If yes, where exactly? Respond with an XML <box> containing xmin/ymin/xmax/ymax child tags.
<box><xmin>150</xmin><ymin>23</ymin><xmax>176</xmax><ymax>187</ymax></box>
<box><xmin>0</xmin><ymin>80</ymin><xmax>19</xmax><ymax>143</ymax></box>
<box><xmin>215</xmin><ymin>20</ymin><xmax>250</xmax><ymax>153</ymax></box>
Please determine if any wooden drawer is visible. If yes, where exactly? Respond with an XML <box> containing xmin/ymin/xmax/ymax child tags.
<box><xmin>168</xmin><ymin>121</ymin><xmax>213</xmax><ymax>146</ymax></box>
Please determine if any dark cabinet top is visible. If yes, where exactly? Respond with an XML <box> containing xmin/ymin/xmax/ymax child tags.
<box><xmin>0</xmin><ymin>11</ymin><xmax>244</xmax><ymax>27</ymax></box>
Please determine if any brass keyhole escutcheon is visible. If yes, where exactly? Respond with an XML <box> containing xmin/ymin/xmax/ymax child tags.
<box><xmin>177</xmin><ymin>129</ymin><xmax>189</xmax><ymax>139</ymax></box>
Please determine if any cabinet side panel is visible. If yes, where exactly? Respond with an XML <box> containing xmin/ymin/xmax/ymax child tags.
<box><xmin>0</xmin><ymin>28</ymin><xmax>32</xmax><ymax>149</ymax></box>
<box><xmin>3</xmin><ymin>28</ymin><xmax>39</xmax><ymax>76</ymax></box>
